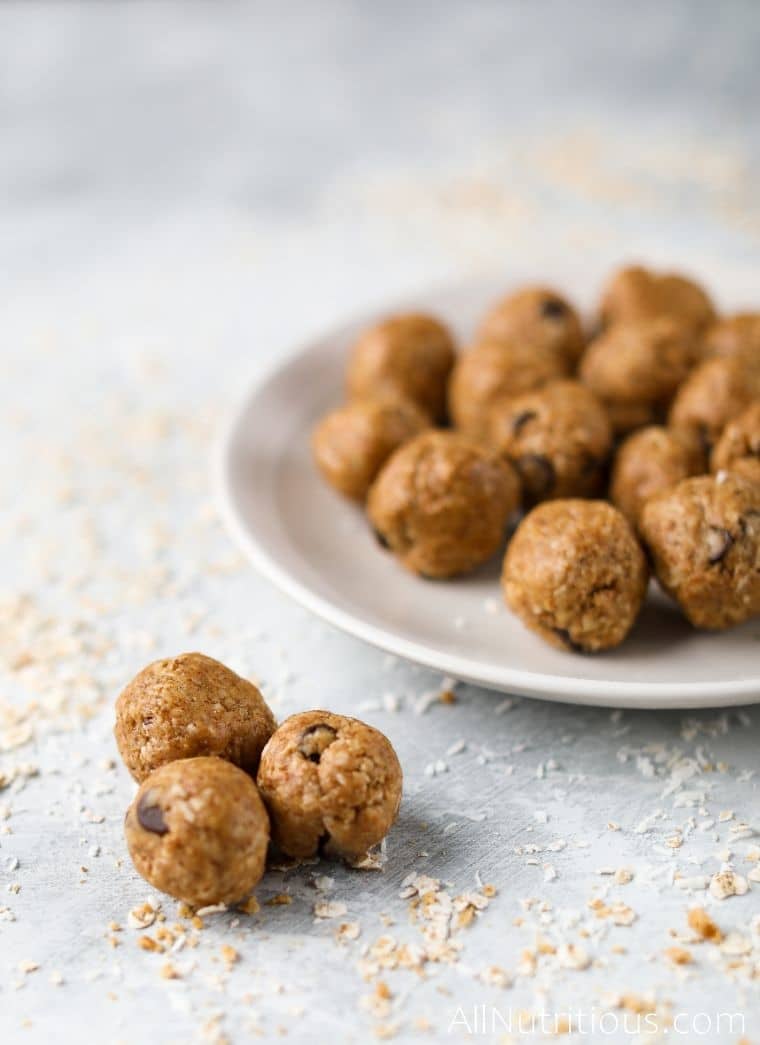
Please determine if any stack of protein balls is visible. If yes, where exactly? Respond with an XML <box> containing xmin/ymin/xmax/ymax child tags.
<box><xmin>115</xmin><ymin>653</ymin><xmax>402</xmax><ymax>905</ymax></box>
<box><xmin>312</xmin><ymin>265</ymin><xmax>760</xmax><ymax>652</ymax></box>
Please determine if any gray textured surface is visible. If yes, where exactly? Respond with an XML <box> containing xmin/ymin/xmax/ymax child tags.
<box><xmin>1</xmin><ymin>4</ymin><xmax>759</xmax><ymax>1043</ymax></box>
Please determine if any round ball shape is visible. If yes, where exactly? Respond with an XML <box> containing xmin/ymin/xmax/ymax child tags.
<box><xmin>125</xmin><ymin>756</ymin><xmax>269</xmax><ymax>906</ymax></box>
<box><xmin>367</xmin><ymin>430</ymin><xmax>521</xmax><ymax>578</ymax></box>
<box><xmin>257</xmin><ymin>710</ymin><xmax>402</xmax><ymax>861</ymax></box>
<box><xmin>115</xmin><ymin>652</ymin><xmax>276</xmax><ymax>782</ymax></box>
<box><xmin>502</xmin><ymin>500</ymin><xmax>648</xmax><ymax>652</ymax></box>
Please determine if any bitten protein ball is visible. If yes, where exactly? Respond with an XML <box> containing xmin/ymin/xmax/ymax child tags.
<box><xmin>367</xmin><ymin>430</ymin><xmax>521</xmax><ymax>578</ymax></box>
<box><xmin>579</xmin><ymin>318</ymin><xmax>697</xmax><ymax>435</ymax></box>
<box><xmin>599</xmin><ymin>265</ymin><xmax>715</xmax><ymax>334</ymax></box>
<box><xmin>115</xmin><ymin>652</ymin><xmax>276</xmax><ymax>782</ymax></box>
<box><xmin>669</xmin><ymin>356</ymin><xmax>760</xmax><ymax>451</ymax></box>
<box><xmin>448</xmin><ymin>339</ymin><xmax>568</xmax><ymax>438</ymax></box>
<box><xmin>477</xmin><ymin>285</ymin><xmax>586</xmax><ymax>367</ymax></box>
<box><xmin>610</xmin><ymin>425</ymin><xmax>707</xmax><ymax>528</ymax></box>
<box><xmin>488</xmin><ymin>380</ymin><xmax>612</xmax><ymax>504</ymax></box>
<box><xmin>346</xmin><ymin>313</ymin><xmax>456</xmax><ymax>423</ymax></box>
<box><xmin>640</xmin><ymin>473</ymin><xmax>760</xmax><ymax>629</ymax></box>
<box><xmin>125</xmin><ymin>757</ymin><xmax>270</xmax><ymax>906</ymax></box>
<box><xmin>257</xmin><ymin>711</ymin><xmax>402</xmax><ymax>861</ymax></box>
<box><xmin>711</xmin><ymin>402</ymin><xmax>760</xmax><ymax>485</ymax></box>
<box><xmin>702</xmin><ymin>312</ymin><xmax>760</xmax><ymax>363</ymax></box>
<box><xmin>502</xmin><ymin>500</ymin><xmax>648</xmax><ymax>652</ymax></box>
<box><xmin>311</xmin><ymin>397</ymin><xmax>428</xmax><ymax>501</ymax></box>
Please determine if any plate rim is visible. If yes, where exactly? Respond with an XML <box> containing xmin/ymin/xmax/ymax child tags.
<box><xmin>214</xmin><ymin>284</ymin><xmax>760</xmax><ymax>711</ymax></box>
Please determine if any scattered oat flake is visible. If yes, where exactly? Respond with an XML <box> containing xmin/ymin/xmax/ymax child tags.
<box><xmin>664</xmin><ymin>946</ymin><xmax>692</xmax><ymax>965</ymax></box>
<box><xmin>266</xmin><ymin>894</ymin><xmax>292</xmax><ymax>906</ymax></box>
<box><xmin>314</xmin><ymin>900</ymin><xmax>347</xmax><ymax>919</ymax></box>
<box><xmin>557</xmin><ymin>943</ymin><xmax>590</xmax><ymax>970</ymax></box>
<box><xmin>709</xmin><ymin>869</ymin><xmax>748</xmax><ymax>900</ymax></box>
<box><xmin>687</xmin><ymin>907</ymin><xmax>723</xmax><ymax>941</ymax></box>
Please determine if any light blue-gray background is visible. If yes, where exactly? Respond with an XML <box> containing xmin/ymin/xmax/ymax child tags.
<box><xmin>1</xmin><ymin>3</ymin><xmax>759</xmax><ymax>1043</ymax></box>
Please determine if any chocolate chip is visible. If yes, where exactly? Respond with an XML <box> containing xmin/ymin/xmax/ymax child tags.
<box><xmin>137</xmin><ymin>794</ymin><xmax>168</xmax><ymax>836</ymax></box>
<box><xmin>512</xmin><ymin>410</ymin><xmax>537</xmax><ymax>435</ymax></box>
<box><xmin>707</xmin><ymin>527</ymin><xmax>734</xmax><ymax>565</ymax></box>
<box><xmin>372</xmin><ymin>528</ymin><xmax>390</xmax><ymax>549</ymax></box>
<box><xmin>552</xmin><ymin>627</ymin><xmax>588</xmax><ymax>654</ymax></box>
<box><xmin>517</xmin><ymin>453</ymin><xmax>556</xmax><ymax>498</ymax></box>
<box><xmin>298</xmin><ymin>723</ymin><xmax>338</xmax><ymax>763</ymax></box>
<box><xmin>541</xmin><ymin>297</ymin><xmax>567</xmax><ymax>320</ymax></box>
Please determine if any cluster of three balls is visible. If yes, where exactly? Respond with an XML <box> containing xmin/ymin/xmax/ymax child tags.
<box><xmin>115</xmin><ymin>653</ymin><xmax>402</xmax><ymax>907</ymax></box>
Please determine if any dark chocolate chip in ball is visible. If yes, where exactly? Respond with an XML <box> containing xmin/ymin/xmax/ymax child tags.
<box><xmin>137</xmin><ymin>793</ymin><xmax>169</xmax><ymax>836</ymax></box>
<box><xmin>517</xmin><ymin>453</ymin><xmax>556</xmax><ymax>497</ymax></box>
<box><xmin>541</xmin><ymin>297</ymin><xmax>567</xmax><ymax>320</ymax></box>
<box><xmin>553</xmin><ymin>627</ymin><xmax>589</xmax><ymax>654</ymax></box>
<box><xmin>373</xmin><ymin>528</ymin><xmax>390</xmax><ymax>549</ymax></box>
<box><xmin>298</xmin><ymin>724</ymin><xmax>337</xmax><ymax>763</ymax></box>
<box><xmin>512</xmin><ymin>410</ymin><xmax>538</xmax><ymax>435</ymax></box>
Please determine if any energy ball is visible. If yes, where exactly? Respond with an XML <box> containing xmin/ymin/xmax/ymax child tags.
<box><xmin>367</xmin><ymin>430</ymin><xmax>521</xmax><ymax>578</ymax></box>
<box><xmin>579</xmin><ymin>318</ymin><xmax>697</xmax><ymax>435</ymax></box>
<box><xmin>599</xmin><ymin>264</ymin><xmax>716</xmax><ymax>334</ymax></box>
<box><xmin>669</xmin><ymin>355</ymin><xmax>760</xmax><ymax>452</ymax></box>
<box><xmin>448</xmin><ymin>339</ymin><xmax>568</xmax><ymax>439</ymax></box>
<box><xmin>640</xmin><ymin>473</ymin><xmax>760</xmax><ymax>629</ymax></box>
<box><xmin>610</xmin><ymin>425</ymin><xmax>707</xmax><ymax>528</ymax></box>
<box><xmin>477</xmin><ymin>285</ymin><xmax>586</xmax><ymax>367</ymax></box>
<box><xmin>488</xmin><ymin>380</ymin><xmax>612</xmax><ymax>504</ymax></box>
<box><xmin>702</xmin><ymin>312</ymin><xmax>760</xmax><ymax>363</ymax></box>
<box><xmin>346</xmin><ymin>313</ymin><xmax>456</xmax><ymax>423</ymax></box>
<box><xmin>711</xmin><ymin>402</ymin><xmax>760</xmax><ymax>485</ymax></box>
<box><xmin>502</xmin><ymin>500</ymin><xmax>648</xmax><ymax>652</ymax></box>
<box><xmin>311</xmin><ymin>397</ymin><xmax>428</xmax><ymax>501</ymax></box>
<box><xmin>115</xmin><ymin>652</ymin><xmax>276</xmax><ymax>782</ymax></box>
<box><xmin>257</xmin><ymin>710</ymin><xmax>402</xmax><ymax>861</ymax></box>
<box><xmin>125</xmin><ymin>756</ymin><xmax>269</xmax><ymax>906</ymax></box>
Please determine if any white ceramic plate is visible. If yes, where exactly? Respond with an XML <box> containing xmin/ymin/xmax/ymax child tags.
<box><xmin>217</xmin><ymin>271</ymin><xmax>760</xmax><ymax>709</ymax></box>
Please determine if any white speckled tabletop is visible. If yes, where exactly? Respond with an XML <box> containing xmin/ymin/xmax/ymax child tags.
<box><xmin>1</xmin><ymin>4</ymin><xmax>759</xmax><ymax>1043</ymax></box>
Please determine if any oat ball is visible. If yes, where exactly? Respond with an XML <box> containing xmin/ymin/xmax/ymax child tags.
<box><xmin>448</xmin><ymin>339</ymin><xmax>568</xmax><ymax>438</ymax></box>
<box><xmin>702</xmin><ymin>312</ymin><xmax>760</xmax><ymax>363</ymax></box>
<box><xmin>711</xmin><ymin>401</ymin><xmax>760</xmax><ymax>485</ymax></box>
<box><xmin>346</xmin><ymin>313</ymin><xmax>456</xmax><ymax>422</ymax></box>
<box><xmin>610</xmin><ymin>426</ymin><xmax>707</xmax><ymax>528</ymax></box>
<box><xmin>257</xmin><ymin>710</ymin><xmax>402</xmax><ymax>861</ymax></box>
<box><xmin>367</xmin><ymin>430</ymin><xmax>521</xmax><ymax>578</ymax></box>
<box><xmin>125</xmin><ymin>756</ymin><xmax>269</xmax><ymax>906</ymax></box>
<box><xmin>502</xmin><ymin>500</ymin><xmax>648</xmax><ymax>652</ymax></box>
<box><xmin>311</xmin><ymin>397</ymin><xmax>428</xmax><ymax>501</ymax></box>
<box><xmin>488</xmin><ymin>380</ymin><xmax>612</xmax><ymax>504</ymax></box>
<box><xmin>579</xmin><ymin>318</ymin><xmax>697</xmax><ymax>435</ymax></box>
<box><xmin>599</xmin><ymin>265</ymin><xmax>715</xmax><ymax>333</ymax></box>
<box><xmin>115</xmin><ymin>652</ymin><xmax>276</xmax><ymax>782</ymax></box>
<box><xmin>669</xmin><ymin>355</ymin><xmax>760</xmax><ymax>452</ymax></box>
<box><xmin>477</xmin><ymin>285</ymin><xmax>586</xmax><ymax>367</ymax></box>
<box><xmin>640</xmin><ymin>474</ymin><xmax>760</xmax><ymax>629</ymax></box>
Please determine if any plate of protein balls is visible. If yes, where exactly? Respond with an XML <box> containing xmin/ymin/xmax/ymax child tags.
<box><xmin>219</xmin><ymin>262</ymin><xmax>760</xmax><ymax>709</ymax></box>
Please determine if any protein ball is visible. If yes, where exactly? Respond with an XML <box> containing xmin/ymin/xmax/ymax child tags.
<box><xmin>125</xmin><ymin>756</ymin><xmax>269</xmax><ymax>906</ymax></box>
<box><xmin>346</xmin><ymin>313</ymin><xmax>456</xmax><ymax>423</ymax></box>
<box><xmin>311</xmin><ymin>397</ymin><xmax>428</xmax><ymax>501</ymax></box>
<box><xmin>448</xmin><ymin>339</ymin><xmax>568</xmax><ymax>439</ymax></box>
<box><xmin>711</xmin><ymin>401</ymin><xmax>760</xmax><ymax>485</ymax></box>
<box><xmin>702</xmin><ymin>312</ymin><xmax>760</xmax><ymax>363</ymax></box>
<box><xmin>669</xmin><ymin>355</ymin><xmax>760</xmax><ymax>452</ymax></box>
<box><xmin>488</xmin><ymin>380</ymin><xmax>612</xmax><ymax>504</ymax></box>
<box><xmin>477</xmin><ymin>285</ymin><xmax>586</xmax><ymax>368</ymax></box>
<box><xmin>610</xmin><ymin>425</ymin><xmax>707</xmax><ymax>528</ymax></box>
<box><xmin>640</xmin><ymin>473</ymin><xmax>760</xmax><ymax>629</ymax></box>
<box><xmin>257</xmin><ymin>710</ymin><xmax>402</xmax><ymax>862</ymax></box>
<box><xmin>599</xmin><ymin>264</ymin><xmax>715</xmax><ymax>334</ymax></box>
<box><xmin>502</xmin><ymin>500</ymin><xmax>648</xmax><ymax>652</ymax></box>
<box><xmin>115</xmin><ymin>652</ymin><xmax>276</xmax><ymax>782</ymax></box>
<box><xmin>367</xmin><ymin>430</ymin><xmax>521</xmax><ymax>578</ymax></box>
<box><xmin>579</xmin><ymin>318</ymin><xmax>697</xmax><ymax>435</ymax></box>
